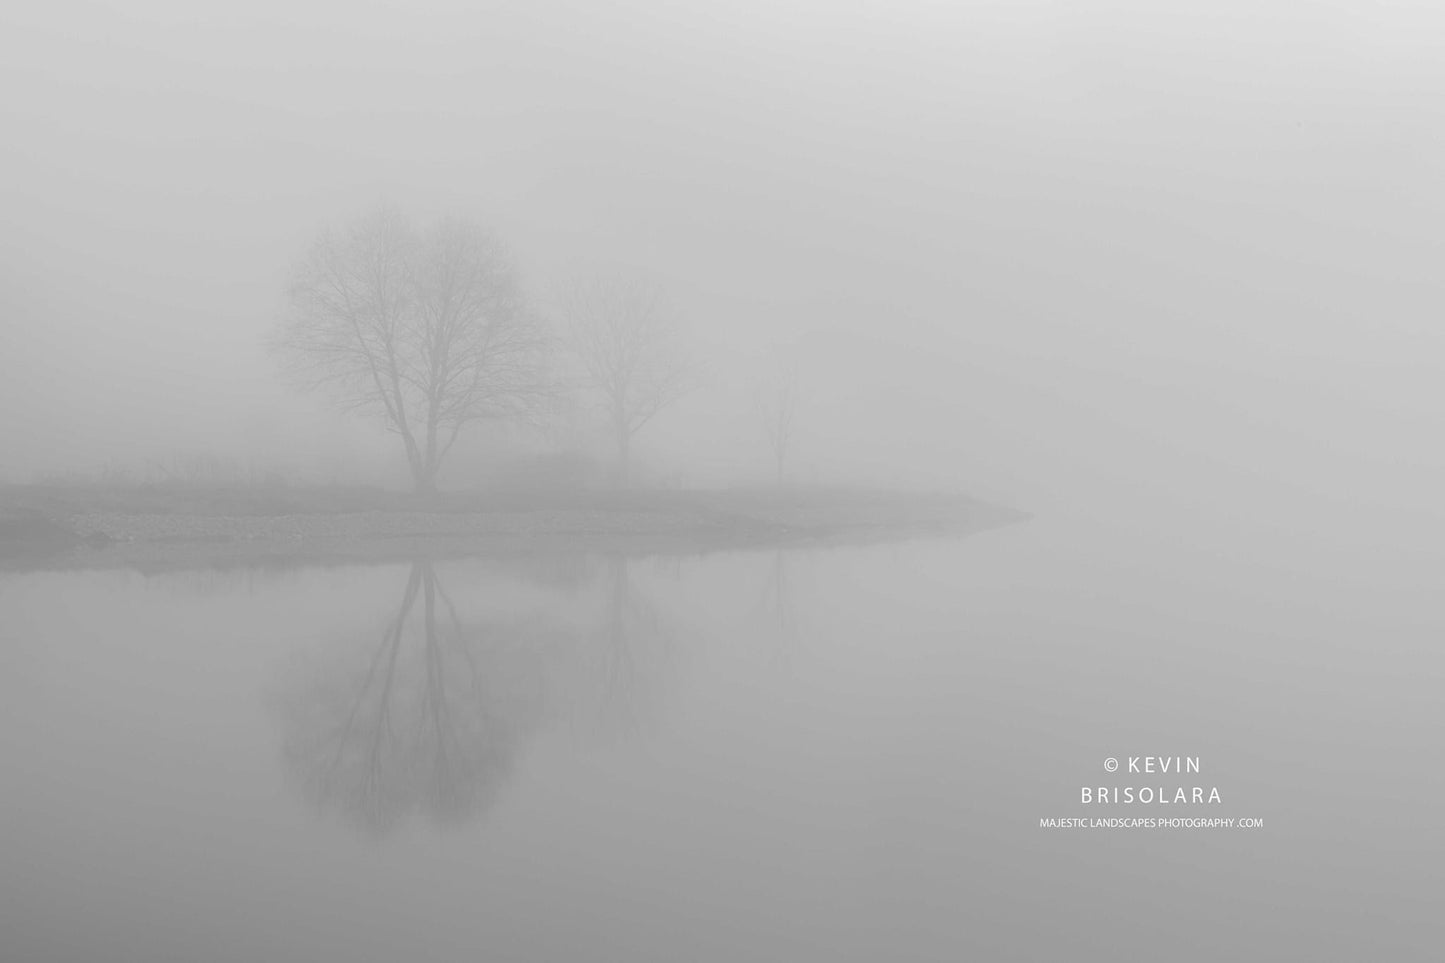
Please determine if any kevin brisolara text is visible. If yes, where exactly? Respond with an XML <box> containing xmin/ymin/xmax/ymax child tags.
<box><xmin>1082</xmin><ymin>786</ymin><xmax>1221</xmax><ymax>803</ymax></box>
<box><xmin>1040</xmin><ymin>817</ymin><xmax>1244</xmax><ymax>829</ymax></box>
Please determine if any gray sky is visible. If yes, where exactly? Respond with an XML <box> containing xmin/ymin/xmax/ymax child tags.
<box><xmin>3</xmin><ymin>1</ymin><xmax>1443</xmax><ymax>517</ymax></box>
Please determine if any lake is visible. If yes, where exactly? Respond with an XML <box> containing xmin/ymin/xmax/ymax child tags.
<box><xmin>1</xmin><ymin>509</ymin><xmax>1438</xmax><ymax>960</ymax></box>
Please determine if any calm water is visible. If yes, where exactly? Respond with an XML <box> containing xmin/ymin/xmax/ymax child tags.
<box><xmin>1</xmin><ymin>511</ymin><xmax>1440</xmax><ymax>960</ymax></box>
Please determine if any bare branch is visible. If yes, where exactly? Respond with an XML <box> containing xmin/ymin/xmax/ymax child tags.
<box><xmin>556</xmin><ymin>276</ymin><xmax>691</xmax><ymax>484</ymax></box>
<box><xmin>273</xmin><ymin>208</ymin><xmax>552</xmax><ymax>492</ymax></box>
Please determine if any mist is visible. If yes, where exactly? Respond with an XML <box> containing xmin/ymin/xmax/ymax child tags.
<box><xmin>1</xmin><ymin>0</ymin><xmax>1437</xmax><ymax>528</ymax></box>
<box><xmin>5</xmin><ymin>4</ymin><xmax>1445</xmax><ymax>959</ymax></box>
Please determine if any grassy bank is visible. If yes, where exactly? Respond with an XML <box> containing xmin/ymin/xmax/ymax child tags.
<box><xmin>0</xmin><ymin>482</ymin><xmax>1026</xmax><ymax>570</ymax></box>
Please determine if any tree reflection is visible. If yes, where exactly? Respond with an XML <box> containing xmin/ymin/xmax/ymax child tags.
<box><xmin>754</xmin><ymin>549</ymin><xmax>804</xmax><ymax>670</ymax></box>
<box><xmin>275</xmin><ymin>560</ymin><xmax>562</xmax><ymax>837</ymax></box>
<box><xmin>276</xmin><ymin>555</ymin><xmax>681</xmax><ymax>836</ymax></box>
<box><xmin>589</xmin><ymin>556</ymin><xmax>677</xmax><ymax>735</ymax></box>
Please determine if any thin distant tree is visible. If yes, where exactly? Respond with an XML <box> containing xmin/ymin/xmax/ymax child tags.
<box><xmin>559</xmin><ymin>278</ymin><xmax>689</xmax><ymax>485</ymax></box>
<box><xmin>754</xmin><ymin>347</ymin><xmax>800</xmax><ymax>487</ymax></box>
<box><xmin>276</xmin><ymin>207</ymin><xmax>549</xmax><ymax>494</ymax></box>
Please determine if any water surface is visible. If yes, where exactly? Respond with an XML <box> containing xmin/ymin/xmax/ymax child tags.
<box><xmin>1</xmin><ymin>512</ymin><xmax>1439</xmax><ymax>960</ymax></box>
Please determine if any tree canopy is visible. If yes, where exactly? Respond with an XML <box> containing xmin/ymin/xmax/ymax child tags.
<box><xmin>277</xmin><ymin>207</ymin><xmax>550</xmax><ymax>493</ymax></box>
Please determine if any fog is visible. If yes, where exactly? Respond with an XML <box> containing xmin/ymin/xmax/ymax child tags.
<box><xmin>4</xmin><ymin>0</ymin><xmax>1444</xmax><ymax>526</ymax></box>
<box><xmin>7</xmin><ymin>7</ymin><xmax>1445</xmax><ymax>958</ymax></box>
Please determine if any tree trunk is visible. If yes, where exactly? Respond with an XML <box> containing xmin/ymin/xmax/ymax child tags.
<box><xmin>412</xmin><ymin>461</ymin><xmax>438</xmax><ymax>496</ymax></box>
<box><xmin>614</xmin><ymin>411</ymin><xmax>631</xmax><ymax>488</ymax></box>
<box><xmin>424</xmin><ymin>415</ymin><xmax>440</xmax><ymax>495</ymax></box>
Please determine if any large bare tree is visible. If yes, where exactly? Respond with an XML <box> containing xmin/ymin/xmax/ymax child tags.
<box><xmin>559</xmin><ymin>278</ymin><xmax>689</xmax><ymax>485</ymax></box>
<box><xmin>276</xmin><ymin>207</ymin><xmax>549</xmax><ymax>493</ymax></box>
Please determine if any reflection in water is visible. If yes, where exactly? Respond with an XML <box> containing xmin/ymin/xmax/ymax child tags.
<box><xmin>755</xmin><ymin>550</ymin><xmax>804</xmax><ymax>670</ymax></box>
<box><xmin>275</xmin><ymin>556</ymin><xmax>679</xmax><ymax>836</ymax></box>
<box><xmin>275</xmin><ymin>561</ymin><xmax>563</xmax><ymax>836</ymax></box>
<box><xmin>590</xmin><ymin>557</ymin><xmax>677</xmax><ymax>735</ymax></box>
<box><xmin>0</xmin><ymin>577</ymin><xmax>24</xmax><ymax>707</ymax></box>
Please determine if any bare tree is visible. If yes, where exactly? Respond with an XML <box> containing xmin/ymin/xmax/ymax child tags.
<box><xmin>559</xmin><ymin>278</ymin><xmax>689</xmax><ymax>486</ymax></box>
<box><xmin>276</xmin><ymin>207</ymin><xmax>549</xmax><ymax>493</ymax></box>
<box><xmin>754</xmin><ymin>346</ymin><xmax>801</xmax><ymax>487</ymax></box>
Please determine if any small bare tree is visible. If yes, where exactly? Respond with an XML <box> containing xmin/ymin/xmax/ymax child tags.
<box><xmin>276</xmin><ymin>207</ymin><xmax>549</xmax><ymax>494</ymax></box>
<box><xmin>559</xmin><ymin>278</ymin><xmax>689</xmax><ymax>485</ymax></box>
<box><xmin>754</xmin><ymin>347</ymin><xmax>801</xmax><ymax>487</ymax></box>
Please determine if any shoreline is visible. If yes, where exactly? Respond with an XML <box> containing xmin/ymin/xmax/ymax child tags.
<box><xmin>1</xmin><ymin>486</ymin><xmax>1027</xmax><ymax>572</ymax></box>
